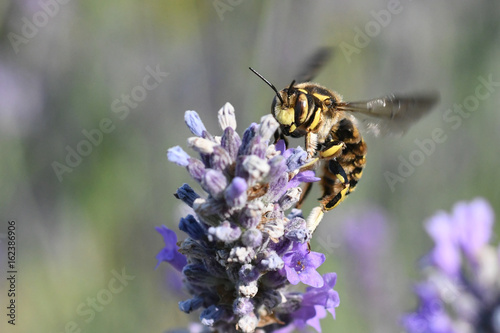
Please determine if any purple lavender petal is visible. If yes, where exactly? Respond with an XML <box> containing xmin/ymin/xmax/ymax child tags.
<box><xmin>288</xmin><ymin>170</ymin><xmax>320</xmax><ymax>189</ymax></box>
<box><xmin>302</xmin><ymin>273</ymin><xmax>340</xmax><ymax>318</ymax></box>
<box><xmin>454</xmin><ymin>198</ymin><xmax>494</xmax><ymax>260</ymax></box>
<box><xmin>425</xmin><ymin>211</ymin><xmax>461</xmax><ymax>277</ymax></box>
<box><xmin>307</xmin><ymin>306</ymin><xmax>327</xmax><ymax>333</ymax></box>
<box><xmin>283</xmin><ymin>264</ymin><xmax>301</xmax><ymax>285</ymax></box>
<box><xmin>155</xmin><ymin>226</ymin><xmax>187</xmax><ymax>271</ymax></box>
<box><xmin>300</xmin><ymin>267</ymin><xmax>324</xmax><ymax>288</ymax></box>
<box><xmin>402</xmin><ymin>284</ymin><xmax>454</xmax><ymax>333</ymax></box>
<box><xmin>275</xmin><ymin>139</ymin><xmax>286</xmax><ymax>155</ymax></box>
<box><xmin>283</xmin><ymin>242</ymin><xmax>325</xmax><ymax>287</ymax></box>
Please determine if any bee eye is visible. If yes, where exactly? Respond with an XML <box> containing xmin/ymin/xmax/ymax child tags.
<box><xmin>294</xmin><ymin>93</ymin><xmax>309</xmax><ymax>124</ymax></box>
<box><xmin>295</xmin><ymin>94</ymin><xmax>308</xmax><ymax>111</ymax></box>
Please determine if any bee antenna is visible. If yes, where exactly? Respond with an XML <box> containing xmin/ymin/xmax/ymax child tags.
<box><xmin>249</xmin><ymin>67</ymin><xmax>284</xmax><ymax>105</ymax></box>
<box><xmin>287</xmin><ymin>80</ymin><xmax>296</xmax><ymax>96</ymax></box>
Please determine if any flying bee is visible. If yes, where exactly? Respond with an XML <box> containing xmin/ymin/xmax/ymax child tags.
<box><xmin>250</xmin><ymin>48</ymin><xmax>439</xmax><ymax>233</ymax></box>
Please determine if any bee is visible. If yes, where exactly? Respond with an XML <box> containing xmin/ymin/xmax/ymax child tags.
<box><xmin>250</xmin><ymin>48</ymin><xmax>438</xmax><ymax>233</ymax></box>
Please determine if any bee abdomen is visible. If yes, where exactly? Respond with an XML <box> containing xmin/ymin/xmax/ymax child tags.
<box><xmin>338</xmin><ymin>139</ymin><xmax>367</xmax><ymax>192</ymax></box>
<box><xmin>319</xmin><ymin>118</ymin><xmax>367</xmax><ymax>211</ymax></box>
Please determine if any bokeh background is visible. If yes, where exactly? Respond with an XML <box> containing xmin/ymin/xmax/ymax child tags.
<box><xmin>1</xmin><ymin>1</ymin><xmax>499</xmax><ymax>332</ymax></box>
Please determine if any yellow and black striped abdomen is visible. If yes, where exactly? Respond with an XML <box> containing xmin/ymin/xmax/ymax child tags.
<box><xmin>319</xmin><ymin>117</ymin><xmax>367</xmax><ymax>211</ymax></box>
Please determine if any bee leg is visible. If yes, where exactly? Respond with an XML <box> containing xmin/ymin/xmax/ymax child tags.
<box><xmin>306</xmin><ymin>206</ymin><xmax>324</xmax><ymax>236</ymax></box>
<box><xmin>295</xmin><ymin>181</ymin><xmax>313</xmax><ymax>209</ymax></box>
<box><xmin>306</xmin><ymin>160</ymin><xmax>350</xmax><ymax>234</ymax></box>
<box><xmin>319</xmin><ymin>140</ymin><xmax>345</xmax><ymax>160</ymax></box>
<box><xmin>322</xmin><ymin>160</ymin><xmax>350</xmax><ymax>210</ymax></box>
<box><xmin>305</xmin><ymin>132</ymin><xmax>318</xmax><ymax>160</ymax></box>
<box><xmin>273</xmin><ymin>128</ymin><xmax>289</xmax><ymax>147</ymax></box>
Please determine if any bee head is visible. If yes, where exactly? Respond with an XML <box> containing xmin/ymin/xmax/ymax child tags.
<box><xmin>249</xmin><ymin>68</ymin><xmax>309</xmax><ymax>136</ymax></box>
<box><xmin>271</xmin><ymin>80</ymin><xmax>302</xmax><ymax>135</ymax></box>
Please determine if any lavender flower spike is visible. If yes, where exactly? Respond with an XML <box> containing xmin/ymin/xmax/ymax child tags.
<box><xmin>157</xmin><ymin>103</ymin><xmax>338</xmax><ymax>333</ymax></box>
<box><xmin>403</xmin><ymin>198</ymin><xmax>500</xmax><ymax>333</ymax></box>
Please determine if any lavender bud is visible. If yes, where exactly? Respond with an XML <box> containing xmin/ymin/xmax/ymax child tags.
<box><xmin>259</xmin><ymin>251</ymin><xmax>284</xmax><ymax>270</ymax></box>
<box><xmin>241</xmin><ymin>228</ymin><xmax>263</xmax><ymax>248</ymax></box>
<box><xmin>167</xmin><ymin>146</ymin><xmax>190</xmax><ymax>166</ymax></box>
<box><xmin>193</xmin><ymin>198</ymin><xmax>227</xmax><ymax>226</ymax></box>
<box><xmin>179</xmin><ymin>238</ymin><xmax>212</xmax><ymax>260</ymax></box>
<box><xmin>261</xmin><ymin>204</ymin><xmax>285</xmax><ymax>240</ymax></box>
<box><xmin>220</xmin><ymin>127</ymin><xmax>241</xmax><ymax>161</ymax></box>
<box><xmin>209</xmin><ymin>146</ymin><xmax>233</xmax><ymax>172</ymax></box>
<box><xmin>203</xmin><ymin>257</ymin><xmax>228</xmax><ymax>279</ymax></box>
<box><xmin>201</xmin><ymin>169</ymin><xmax>227</xmax><ymax>199</ymax></box>
<box><xmin>258</xmin><ymin>114</ymin><xmax>279</xmax><ymax>142</ymax></box>
<box><xmin>218</xmin><ymin>102</ymin><xmax>237</xmax><ymax>130</ymax></box>
<box><xmin>266</xmin><ymin>144</ymin><xmax>280</xmax><ymax>159</ymax></box>
<box><xmin>248</xmin><ymin>136</ymin><xmax>267</xmax><ymax>159</ymax></box>
<box><xmin>175</xmin><ymin>184</ymin><xmax>200</xmax><ymax>207</ymax></box>
<box><xmin>238</xmin><ymin>264</ymin><xmax>260</xmax><ymax>283</ymax></box>
<box><xmin>233</xmin><ymin>297</ymin><xmax>254</xmax><ymax>316</ymax></box>
<box><xmin>186</xmin><ymin>158</ymin><xmax>205</xmax><ymax>182</ymax></box>
<box><xmin>265</xmin><ymin>173</ymin><xmax>289</xmax><ymax>203</ymax></box>
<box><xmin>267</xmin><ymin>155</ymin><xmax>288</xmax><ymax>182</ymax></box>
<box><xmin>228</xmin><ymin>246</ymin><xmax>255</xmax><ymax>264</ymax></box>
<box><xmin>200</xmin><ymin>305</ymin><xmax>225</xmax><ymax>327</ymax></box>
<box><xmin>183</xmin><ymin>264</ymin><xmax>222</xmax><ymax>287</ymax></box>
<box><xmin>270</xmin><ymin>238</ymin><xmax>292</xmax><ymax>256</ymax></box>
<box><xmin>286</xmin><ymin>146</ymin><xmax>308</xmax><ymax>171</ymax></box>
<box><xmin>238</xmin><ymin>201</ymin><xmax>264</xmax><ymax>229</ymax></box>
<box><xmin>242</xmin><ymin>155</ymin><xmax>270</xmax><ymax>184</ymax></box>
<box><xmin>238</xmin><ymin>280</ymin><xmax>258</xmax><ymax>298</ymax></box>
<box><xmin>179</xmin><ymin>296</ymin><xmax>204</xmax><ymax>313</ymax></box>
<box><xmin>238</xmin><ymin>123</ymin><xmax>258</xmax><ymax>156</ymax></box>
<box><xmin>285</xmin><ymin>217</ymin><xmax>309</xmax><ymax>243</ymax></box>
<box><xmin>179</xmin><ymin>215</ymin><xmax>206</xmax><ymax>241</ymax></box>
<box><xmin>278</xmin><ymin>187</ymin><xmax>302</xmax><ymax>211</ymax></box>
<box><xmin>224</xmin><ymin>177</ymin><xmax>248</xmax><ymax>208</ymax></box>
<box><xmin>262</xmin><ymin>217</ymin><xmax>285</xmax><ymax>240</ymax></box>
<box><xmin>260</xmin><ymin>271</ymin><xmax>288</xmax><ymax>289</ymax></box>
<box><xmin>238</xmin><ymin>312</ymin><xmax>258</xmax><ymax>333</ymax></box>
<box><xmin>208</xmin><ymin>221</ymin><xmax>241</xmax><ymax>243</ymax></box>
<box><xmin>287</xmin><ymin>208</ymin><xmax>304</xmax><ymax>220</ymax></box>
<box><xmin>185</xmin><ymin>110</ymin><xmax>207</xmax><ymax>137</ymax></box>
<box><xmin>258</xmin><ymin>289</ymin><xmax>283</xmax><ymax>309</ymax></box>
<box><xmin>187</xmin><ymin>137</ymin><xmax>216</xmax><ymax>154</ymax></box>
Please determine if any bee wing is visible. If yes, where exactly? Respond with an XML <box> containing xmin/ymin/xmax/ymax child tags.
<box><xmin>337</xmin><ymin>93</ymin><xmax>439</xmax><ymax>136</ymax></box>
<box><xmin>295</xmin><ymin>47</ymin><xmax>334</xmax><ymax>83</ymax></box>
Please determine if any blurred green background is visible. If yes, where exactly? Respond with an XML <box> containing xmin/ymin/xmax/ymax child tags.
<box><xmin>1</xmin><ymin>1</ymin><xmax>499</xmax><ymax>332</ymax></box>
